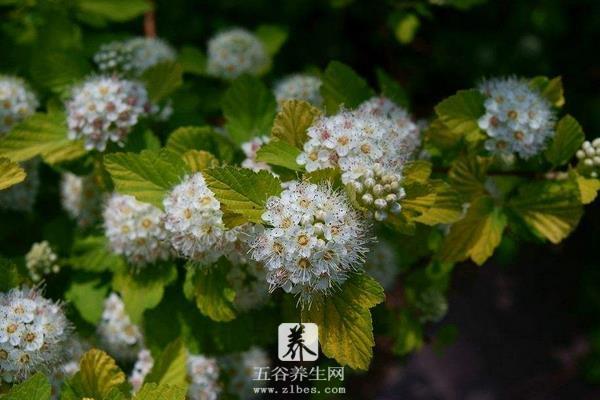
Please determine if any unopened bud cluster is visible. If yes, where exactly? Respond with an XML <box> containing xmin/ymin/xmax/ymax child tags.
<box><xmin>576</xmin><ymin>139</ymin><xmax>600</xmax><ymax>178</ymax></box>
<box><xmin>25</xmin><ymin>241</ymin><xmax>60</xmax><ymax>282</ymax></box>
<box><xmin>350</xmin><ymin>163</ymin><xmax>405</xmax><ymax>221</ymax></box>
<box><xmin>94</xmin><ymin>37</ymin><xmax>176</xmax><ymax>77</ymax></box>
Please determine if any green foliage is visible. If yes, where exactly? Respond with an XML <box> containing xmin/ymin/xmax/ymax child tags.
<box><xmin>185</xmin><ymin>261</ymin><xmax>237</xmax><ymax>322</ymax></box>
<box><xmin>3</xmin><ymin>373</ymin><xmax>51</xmax><ymax>400</ymax></box>
<box><xmin>104</xmin><ymin>149</ymin><xmax>188</xmax><ymax>209</ymax></box>
<box><xmin>376</xmin><ymin>69</ymin><xmax>410</xmax><ymax>109</ymax></box>
<box><xmin>76</xmin><ymin>0</ymin><xmax>151</xmax><ymax>22</ymax></box>
<box><xmin>256</xmin><ymin>139</ymin><xmax>303</xmax><ymax>171</ymax></box>
<box><xmin>545</xmin><ymin>115</ymin><xmax>584</xmax><ymax>166</ymax></box>
<box><xmin>529</xmin><ymin>76</ymin><xmax>565</xmax><ymax>108</ymax></box>
<box><xmin>165</xmin><ymin>126</ymin><xmax>235</xmax><ymax>162</ymax></box>
<box><xmin>144</xmin><ymin>339</ymin><xmax>188</xmax><ymax>389</ymax></box>
<box><xmin>434</xmin><ymin>89</ymin><xmax>486</xmax><ymax>142</ymax></box>
<box><xmin>141</xmin><ymin>62</ymin><xmax>184</xmax><ymax>102</ymax></box>
<box><xmin>0</xmin><ymin>257</ymin><xmax>27</xmax><ymax>292</ymax></box>
<box><xmin>303</xmin><ymin>273</ymin><xmax>385</xmax><ymax>370</ymax></box>
<box><xmin>0</xmin><ymin>157</ymin><xmax>26</xmax><ymax>190</ymax></box>
<box><xmin>255</xmin><ymin>25</ymin><xmax>288</xmax><ymax>56</ymax></box>
<box><xmin>271</xmin><ymin>99</ymin><xmax>321</xmax><ymax>149</ymax></box>
<box><xmin>64</xmin><ymin>349</ymin><xmax>129</xmax><ymax>400</ymax></box>
<box><xmin>321</xmin><ymin>61</ymin><xmax>374</xmax><ymax>114</ymax></box>
<box><xmin>134</xmin><ymin>383</ymin><xmax>187</xmax><ymax>400</ymax></box>
<box><xmin>65</xmin><ymin>276</ymin><xmax>110</xmax><ymax>325</ymax></box>
<box><xmin>222</xmin><ymin>76</ymin><xmax>277</xmax><ymax>145</ymax></box>
<box><xmin>68</xmin><ymin>235</ymin><xmax>125</xmax><ymax>272</ymax></box>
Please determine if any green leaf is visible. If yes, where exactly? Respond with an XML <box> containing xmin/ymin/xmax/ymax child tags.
<box><xmin>321</xmin><ymin>61</ymin><xmax>374</xmax><ymax>114</ymax></box>
<box><xmin>67</xmin><ymin>349</ymin><xmax>128</xmax><ymax>399</ymax></box>
<box><xmin>141</xmin><ymin>62</ymin><xmax>183</xmax><ymax>102</ymax></box>
<box><xmin>529</xmin><ymin>76</ymin><xmax>564</xmax><ymax>108</ymax></box>
<box><xmin>165</xmin><ymin>126</ymin><xmax>234</xmax><ymax>162</ymax></box>
<box><xmin>0</xmin><ymin>257</ymin><xmax>27</xmax><ymax>292</ymax></box>
<box><xmin>65</xmin><ymin>277</ymin><xmax>110</xmax><ymax>325</ymax></box>
<box><xmin>392</xmin><ymin>311</ymin><xmax>423</xmax><ymax>355</ymax></box>
<box><xmin>271</xmin><ymin>99</ymin><xmax>321</xmax><ymax>149</ymax></box>
<box><xmin>303</xmin><ymin>273</ymin><xmax>385</xmax><ymax>370</ymax></box>
<box><xmin>0</xmin><ymin>157</ymin><xmax>26</xmax><ymax>190</ymax></box>
<box><xmin>574</xmin><ymin>172</ymin><xmax>600</xmax><ymax>205</ymax></box>
<box><xmin>77</xmin><ymin>0</ymin><xmax>151</xmax><ymax>22</ymax></box>
<box><xmin>0</xmin><ymin>113</ymin><xmax>86</xmax><ymax>164</ymax></box>
<box><xmin>204</xmin><ymin>166</ymin><xmax>282</xmax><ymax>224</ymax></box>
<box><xmin>144</xmin><ymin>339</ymin><xmax>188</xmax><ymax>388</ymax></box>
<box><xmin>544</xmin><ymin>115</ymin><xmax>584</xmax><ymax>166</ymax></box>
<box><xmin>414</xmin><ymin>181</ymin><xmax>464</xmax><ymax>225</ymax></box>
<box><xmin>178</xmin><ymin>46</ymin><xmax>206</xmax><ymax>75</ymax></box>
<box><xmin>182</xmin><ymin>150</ymin><xmax>219</xmax><ymax>172</ymax></box>
<box><xmin>376</xmin><ymin>69</ymin><xmax>409</xmax><ymax>109</ymax></box>
<box><xmin>222</xmin><ymin>76</ymin><xmax>277</xmax><ymax>145</ymax></box>
<box><xmin>3</xmin><ymin>373</ymin><xmax>51</xmax><ymax>400</ymax></box>
<box><xmin>439</xmin><ymin>196</ymin><xmax>507</xmax><ymax>266</ymax></box>
<box><xmin>134</xmin><ymin>384</ymin><xmax>187</xmax><ymax>400</ymax></box>
<box><xmin>402</xmin><ymin>160</ymin><xmax>432</xmax><ymax>183</ymax></box>
<box><xmin>434</xmin><ymin>89</ymin><xmax>486</xmax><ymax>141</ymax></box>
<box><xmin>448</xmin><ymin>155</ymin><xmax>490</xmax><ymax>201</ymax></box>
<box><xmin>394</xmin><ymin>13</ymin><xmax>420</xmax><ymax>44</ymax></box>
<box><xmin>104</xmin><ymin>149</ymin><xmax>188</xmax><ymax>209</ymax></box>
<box><xmin>305</xmin><ymin>168</ymin><xmax>341</xmax><ymax>185</ymax></box>
<box><xmin>30</xmin><ymin>51</ymin><xmax>91</xmax><ymax>95</ymax></box>
<box><xmin>186</xmin><ymin>261</ymin><xmax>237</xmax><ymax>322</ymax></box>
<box><xmin>256</xmin><ymin>139</ymin><xmax>303</xmax><ymax>171</ymax></box>
<box><xmin>112</xmin><ymin>263</ymin><xmax>178</xmax><ymax>324</ymax></box>
<box><xmin>424</xmin><ymin>117</ymin><xmax>464</xmax><ymax>151</ymax></box>
<box><xmin>68</xmin><ymin>235</ymin><xmax>125</xmax><ymax>272</ymax></box>
<box><xmin>255</xmin><ymin>25</ymin><xmax>288</xmax><ymax>56</ymax></box>
<box><xmin>509</xmin><ymin>179</ymin><xmax>583</xmax><ymax>244</ymax></box>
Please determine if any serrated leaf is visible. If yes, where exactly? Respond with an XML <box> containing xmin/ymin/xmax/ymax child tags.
<box><xmin>403</xmin><ymin>160</ymin><xmax>432</xmax><ymax>183</ymax></box>
<box><xmin>544</xmin><ymin>115</ymin><xmax>584</xmax><ymax>166</ymax></box>
<box><xmin>255</xmin><ymin>25</ymin><xmax>288</xmax><ymax>56</ymax></box>
<box><xmin>77</xmin><ymin>0</ymin><xmax>151</xmax><ymax>22</ymax></box>
<box><xmin>67</xmin><ymin>349</ymin><xmax>128</xmax><ymax>399</ymax></box>
<box><xmin>434</xmin><ymin>89</ymin><xmax>485</xmax><ymax>141</ymax></box>
<box><xmin>0</xmin><ymin>113</ymin><xmax>86</xmax><ymax>164</ymax></box>
<box><xmin>30</xmin><ymin>51</ymin><xmax>91</xmax><ymax>95</ymax></box>
<box><xmin>439</xmin><ymin>196</ymin><xmax>507</xmax><ymax>265</ymax></box>
<box><xmin>0</xmin><ymin>157</ymin><xmax>26</xmax><ymax>190</ymax></box>
<box><xmin>65</xmin><ymin>277</ymin><xmax>110</xmax><ymax>325</ymax></box>
<box><xmin>186</xmin><ymin>261</ymin><xmax>237</xmax><ymax>322</ymax></box>
<box><xmin>509</xmin><ymin>179</ymin><xmax>583</xmax><ymax>244</ymax></box>
<box><xmin>529</xmin><ymin>76</ymin><xmax>564</xmax><ymax>108</ymax></box>
<box><xmin>414</xmin><ymin>180</ymin><xmax>463</xmax><ymax>225</ymax></box>
<box><xmin>448</xmin><ymin>155</ymin><xmax>490</xmax><ymax>201</ymax></box>
<box><xmin>574</xmin><ymin>172</ymin><xmax>600</xmax><ymax>205</ymax></box>
<box><xmin>141</xmin><ymin>61</ymin><xmax>183</xmax><ymax>102</ymax></box>
<box><xmin>68</xmin><ymin>235</ymin><xmax>125</xmax><ymax>272</ymax></box>
<box><xmin>3</xmin><ymin>372</ymin><xmax>51</xmax><ymax>400</ymax></box>
<box><xmin>424</xmin><ymin>117</ymin><xmax>464</xmax><ymax>150</ymax></box>
<box><xmin>182</xmin><ymin>150</ymin><xmax>219</xmax><ymax>172</ymax></box>
<box><xmin>222</xmin><ymin>76</ymin><xmax>277</xmax><ymax>145</ymax></box>
<box><xmin>144</xmin><ymin>339</ymin><xmax>188</xmax><ymax>388</ymax></box>
<box><xmin>134</xmin><ymin>383</ymin><xmax>186</xmax><ymax>400</ymax></box>
<box><xmin>178</xmin><ymin>46</ymin><xmax>206</xmax><ymax>75</ymax></box>
<box><xmin>255</xmin><ymin>139</ymin><xmax>303</xmax><ymax>171</ymax></box>
<box><xmin>271</xmin><ymin>99</ymin><xmax>321</xmax><ymax>149</ymax></box>
<box><xmin>321</xmin><ymin>61</ymin><xmax>374</xmax><ymax>114</ymax></box>
<box><xmin>204</xmin><ymin>166</ymin><xmax>282</xmax><ymax>224</ymax></box>
<box><xmin>376</xmin><ymin>69</ymin><xmax>409</xmax><ymax>109</ymax></box>
<box><xmin>112</xmin><ymin>263</ymin><xmax>178</xmax><ymax>324</ymax></box>
<box><xmin>303</xmin><ymin>273</ymin><xmax>384</xmax><ymax>370</ymax></box>
<box><xmin>104</xmin><ymin>149</ymin><xmax>188</xmax><ymax>209</ymax></box>
<box><xmin>165</xmin><ymin>126</ymin><xmax>235</xmax><ymax>162</ymax></box>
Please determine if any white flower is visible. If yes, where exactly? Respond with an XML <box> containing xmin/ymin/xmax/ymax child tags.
<box><xmin>576</xmin><ymin>138</ymin><xmax>600</xmax><ymax>178</ymax></box>
<box><xmin>478</xmin><ymin>77</ymin><xmax>556</xmax><ymax>159</ymax></box>
<box><xmin>221</xmin><ymin>347</ymin><xmax>269</xmax><ymax>399</ymax></box>
<box><xmin>66</xmin><ymin>76</ymin><xmax>153</xmax><ymax>151</ymax></box>
<box><xmin>163</xmin><ymin>173</ymin><xmax>227</xmax><ymax>264</ymax></box>
<box><xmin>206</xmin><ymin>28</ymin><xmax>268</xmax><ymax>79</ymax></box>
<box><xmin>0</xmin><ymin>158</ymin><xmax>39</xmax><ymax>213</ymax></box>
<box><xmin>0</xmin><ymin>76</ymin><xmax>38</xmax><ymax>135</ymax></box>
<box><xmin>249</xmin><ymin>181</ymin><xmax>371</xmax><ymax>304</ymax></box>
<box><xmin>187</xmin><ymin>353</ymin><xmax>221</xmax><ymax>400</ymax></box>
<box><xmin>94</xmin><ymin>37</ymin><xmax>176</xmax><ymax>77</ymax></box>
<box><xmin>60</xmin><ymin>173</ymin><xmax>103</xmax><ymax>228</ymax></box>
<box><xmin>25</xmin><ymin>241</ymin><xmax>60</xmax><ymax>282</ymax></box>
<box><xmin>0</xmin><ymin>287</ymin><xmax>71</xmax><ymax>383</ymax></box>
<box><xmin>103</xmin><ymin>194</ymin><xmax>171</xmax><ymax>267</ymax></box>
<box><xmin>129</xmin><ymin>348</ymin><xmax>154</xmax><ymax>392</ymax></box>
<box><xmin>241</xmin><ymin>136</ymin><xmax>271</xmax><ymax>172</ymax></box>
<box><xmin>97</xmin><ymin>293</ymin><xmax>143</xmax><ymax>362</ymax></box>
<box><xmin>274</xmin><ymin>74</ymin><xmax>323</xmax><ymax>107</ymax></box>
<box><xmin>365</xmin><ymin>240</ymin><xmax>399</xmax><ymax>290</ymax></box>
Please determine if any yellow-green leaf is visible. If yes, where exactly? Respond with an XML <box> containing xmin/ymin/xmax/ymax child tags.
<box><xmin>414</xmin><ymin>180</ymin><xmax>464</xmax><ymax>225</ymax></box>
<box><xmin>68</xmin><ymin>349</ymin><xmax>128</xmax><ymax>399</ymax></box>
<box><xmin>303</xmin><ymin>273</ymin><xmax>385</xmax><ymax>370</ymax></box>
<box><xmin>529</xmin><ymin>76</ymin><xmax>564</xmax><ymax>108</ymax></box>
<box><xmin>434</xmin><ymin>89</ymin><xmax>486</xmax><ymax>142</ymax></box>
<box><xmin>402</xmin><ymin>160</ymin><xmax>432</xmax><ymax>183</ymax></box>
<box><xmin>271</xmin><ymin>99</ymin><xmax>321</xmax><ymax>149</ymax></box>
<box><xmin>574</xmin><ymin>172</ymin><xmax>600</xmax><ymax>205</ymax></box>
<box><xmin>165</xmin><ymin>126</ymin><xmax>234</xmax><ymax>162</ymax></box>
<box><xmin>182</xmin><ymin>150</ymin><xmax>219</xmax><ymax>172</ymax></box>
<box><xmin>255</xmin><ymin>138</ymin><xmax>303</xmax><ymax>171</ymax></box>
<box><xmin>144</xmin><ymin>339</ymin><xmax>188</xmax><ymax>388</ymax></box>
<box><xmin>141</xmin><ymin>61</ymin><xmax>183</xmax><ymax>102</ymax></box>
<box><xmin>448</xmin><ymin>155</ymin><xmax>490</xmax><ymax>201</ymax></box>
<box><xmin>0</xmin><ymin>157</ymin><xmax>26</xmax><ymax>190</ymax></box>
<box><xmin>544</xmin><ymin>115</ymin><xmax>584</xmax><ymax>167</ymax></box>
<box><xmin>439</xmin><ymin>196</ymin><xmax>507</xmax><ymax>265</ymax></box>
<box><xmin>134</xmin><ymin>383</ymin><xmax>186</xmax><ymax>400</ymax></box>
<box><xmin>186</xmin><ymin>261</ymin><xmax>237</xmax><ymax>322</ymax></box>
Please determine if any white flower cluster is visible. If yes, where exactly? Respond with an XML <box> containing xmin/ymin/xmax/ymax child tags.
<box><xmin>478</xmin><ymin>77</ymin><xmax>556</xmax><ymax>159</ymax></box>
<box><xmin>163</xmin><ymin>173</ymin><xmax>226</xmax><ymax>264</ymax></box>
<box><xmin>94</xmin><ymin>37</ymin><xmax>176</xmax><ymax>77</ymax></box>
<box><xmin>576</xmin><ymin>139</ymin><xmax>600</xmax><ymax>178</ymax></box>
<box><xmin>274</xmin><ymin>74</ymin><xmax>323</xmax><ymax>108</ymax></box>
<box><xmin>222</xmin><ymin>347</ymin><xmax>269</xmax><ymax>399</ymax></box>
<box><xmin>241</xmin><ymin>136</ymin><xmax>271</xmax><ymax>172</ymax></box>
<box><xmin>0</xmin><ymin>287</ymin><xmax>71</xmax><ymax>383</ymax></box>
<box><xmin>25</xmin><ymin>241</ymin><xmax>60</xmax><ymax>282</ymax></box>
<box><xmin>0</xmin><ymin>76</ymin><xmax>38</xmax><ymax>135</ymax></box>
<box><xmin>103</xmin><ymin>193</ymin><xmax>171</xmax><ymax>267</ymax></box>
<box><xmin>60</xmin><ymin>173</ymin><xmax>103</xmax><ymax>228</ymax></box>
<box><xmin>187</xmin><ymin>354</ymin><xmax>221</xmax><ymax>400</ymax></box>
<box><xmin>0</xmin><ymin>158</ymin><xmax>39</xmax><ymax>213</ymax></box>
<box><xmin>129</xmin><ymin>348</ymin><xmax>154</xmax><ymax>392</ymax></box>
<box><xmin>365</xmin><ymin>240</ymin><xmax>400</xmax><ymax>290</ymax></box>
<box><xmin>97</xmin><ymin>293</ymin><xmax>143</xmax><ymax>361</ymax></box>
<box><xmin>206</xmin><ymin>28</ymin><xmax>268</xmax><ymax>79</ymax></box>
<box><xmin>66</xmin><ymin>76</ymin><xmax>153</xmax><ymax>151</ymax></box>
<box><xmin>297</xmin><ymin>100</ymin><xmax>417</xmax><ymax>220</ymax></box>
<box><xmin>249</xmin><ymin>181</ymin><xmax>370</xmax><ymax>303</ymax></box>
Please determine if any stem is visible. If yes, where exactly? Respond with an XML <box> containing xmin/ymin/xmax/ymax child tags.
<box><xmin>144</xmin><ymin>1</ymin><xmax>156</xmax><ymax>38</ymax></box>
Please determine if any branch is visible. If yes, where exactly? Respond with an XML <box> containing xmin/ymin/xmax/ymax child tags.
<box><xmin>144</xmin><ymin>1</ymin><xmax>156</xmax><ymax>38</ymax></box>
